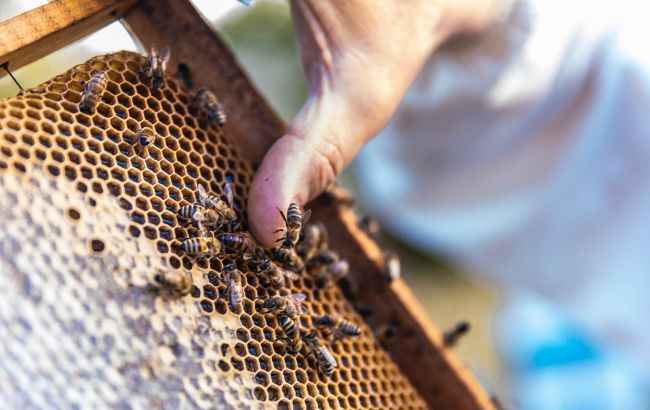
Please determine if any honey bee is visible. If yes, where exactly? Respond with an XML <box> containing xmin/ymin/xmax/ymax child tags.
<box><xmin>358</xmin><ymin>215</ymin><xmax>381</xmax><ymax>242</ymax></box>
<box><xmin>382</xmin><ymin>250</ymin><xmax>401</xmax><ymax>282</ymax></box>
<box><xmin>322</xmin><ymin>183</ymin><xmax>356</xmax><ymax>207</ymax></box>
<box><xmin>313</xmin><ymin>314</ymin><xmax>361</xmax><ymax>340</ymax></box>
<box><xmin>221</xmin><ymin>264</ymin><xmax>244</xmax><ymax>311</ymax></box>
<box><xmin>178</xmin><ymin>204</ymin><xmax>221</xmax><ymax>230</ymax></box>
<box><xmin>278</xmin><ymin>315</ymin><xmax>302</xmax><ymax>354</ymax></box>
<box><xmin>314</xmin><ymin>260</ymin><xmax>349</xmax><ymax>289</ymax></box>
<box><xmin>196</xmin><ymin>88</ymin><xmax>226</xmax><ymax>129</ymax></box>
<box><xmin>152</xmin><ymin>269</ymin><xmax>192</xmax><ymax>297</ymax></box>
<box><xmin>197</xmin><ymin>183</ymin><xmax>237</xmax><ymax>229</ymax></box>
<box><xmin>274</xmin><ymin>203</ymin><xmax>311</xmax><ymax>250</ymax></box>
<box><xmin>179</xmin><ymin>235</ymin><xmax>220</xmax><ymax>258</ymax></box>
<box><xmin>216</xmin><ymin>232</ymin><xmax>261</xmax><ymax>255</ymax></box>
<box><xmin>259</xmin><ymin>293</ymin><xmax>307</xmax><ymax>319</ymax></box>
<box><xmin>144</xmin><ymin>46</ymin><xmax>170</xmax><ymax>91</ymax></box>
<box><xmin>306</xmin><ymin>249</ymin><xmax>339</xmax><ymax>272</ymax></box>
<box><xmin>241</xmin><ymin>253</ymin><xmax>269</xmax><ymax>273</ymax></box>
<box><xmin>131</xmin><ymin>127</ymin><xmax>155</xmax><ymax>156</ymax></box>
<box><xmin>271</xmin><ymin>247</ymin><xmax>305</xmax><ymax>274</ymax></box>
<box><xmin>79</xmin><ymin>71</ymin><xmax>107</xmax><ymax>113</ymax></box>
<box><xmin>303</xmin><ymin>332</ymin><xmax>337</xmax><ymax>378</ymax></box>
<box><xmin>442</xmin><ymin>321</ymin><xmax>470</xmax><ymax>347</ymax></box>
<box><xmin>296</xmin><ymin>222</ymin><xmax>328</xmax><ymax>261</ymax></box>
<box><xmin>374</xmin><ymin>324</ymin><xmax>397</xmax><ymax>346</ymax></box>
<box><xmin>256</xmin><ymin>259</ymin><xmax>298</xmax><ymax>290</ymax></box>
<box><xmin>285</xmin><ymin>336</ymin><xmax>303</xmax><ymax>355</ymax></box>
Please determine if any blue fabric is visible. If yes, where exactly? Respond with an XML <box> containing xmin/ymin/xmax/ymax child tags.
<box><xmin>495</xmin><ymin>293</ymin><xmax>649</xmax><ymax>410</ymax></box>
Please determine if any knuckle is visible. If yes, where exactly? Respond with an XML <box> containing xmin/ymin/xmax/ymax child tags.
<box><xmin>312</xmin><ymin>138</ymin><xmax>344</xmax><ymax>195</ymax></box>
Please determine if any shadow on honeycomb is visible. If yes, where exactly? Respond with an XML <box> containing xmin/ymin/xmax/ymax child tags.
<box><xmin>0</xmin><ymin>51</ymin><xmax>428</xmax><ymax>409</ymax></box>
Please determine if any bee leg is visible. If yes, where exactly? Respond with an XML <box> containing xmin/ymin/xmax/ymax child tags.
<box><xmin>277</xmin><ymin>208</ymin><xmax>288</xmax><ymax>227</ymax></box>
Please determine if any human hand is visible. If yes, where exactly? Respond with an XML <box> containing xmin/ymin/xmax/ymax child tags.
<box><xmin>248</xmin><ymin>0</ymin><xmax>498</xmax><ymax>248</ymax></box>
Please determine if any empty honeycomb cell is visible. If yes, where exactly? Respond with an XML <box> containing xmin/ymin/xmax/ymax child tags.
<box><xmin>200</xmin><ymin>300</ymin><xmax>214</xmax><ymax>313</ymax></box>
<box><xmin>26</xmin><ymin>108</ymin><xmax>40</xmax><ymax>121</ymax></box>
<box><xmin>23</xmin><ymin>120</ymin><xmax>39</xmax><ymax>133</ymax></box>
<box><xmin>87</xmin><ymin>237</ymin><xmax>106</xmax><ymax>255</ymax></box>
<box><xmin>17</xmin><ymin>147</ymin><xmax>30</xmax><ymax>160</ymax></box>
<box><xmin>32</xmin><ymin>147</ymin><xmax>47</xmax><ymax>161</ymax></box>
<box><xmin>8</xmin><ymin>108</ymin><xmax>23</xmax><ymax>119</ymax></box>
<box><xmin>65</xmin><ymin>206</ymin><xmax>81</xmax><ymax>223</ymax></box>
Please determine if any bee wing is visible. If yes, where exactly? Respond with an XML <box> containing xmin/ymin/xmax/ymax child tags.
<box><xmin>147</xmin><ymin>47</ymin><xmax>157</xmax><ymax>69</ymax></box>
<box><xmin>280</xmin><ymin>268</ymin><xmax>298</xmax><ymax>281</ymax></box>
<box><xmin>317</xmin><ymin>344</ymin><xmax>337</xmax><ymax>365</ymax></box>
<box><xmin>229</xmin><ymin>278</ymin><xmax>243</xmax><ymax>307</ymax></box>
<box><xmin>286</xmin><ymin>293</ymin><xmax>308</xmax><ymax>314</ymax></box>
<box><xmin>160</xmin><ymin>47</ymin><xmax>171</xmax><ymax>71</ymax></box>
<box><xmin>286</xmin><ymin>293</ymin><xmax>306</xmax><ymax>303</ymax></box>
<box><xmin>224</xmin><ymin>182</ymin><xmax>235</xmax><ymax>208</ymax></box>
<box><xmin>197</xmin><ymin>184</ymin><xmax>209</xmax><ymax>207</ymax></box>
<box><xmin>302</xmin><ymin>209</ymin><xmax>312</xmax><ymax>228</ymax></box>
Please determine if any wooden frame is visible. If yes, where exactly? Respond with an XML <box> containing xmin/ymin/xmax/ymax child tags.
<box><xmin>0</xmin><ymin>1</ymin><xmax>495</xmax><ymax>408</ymax></box>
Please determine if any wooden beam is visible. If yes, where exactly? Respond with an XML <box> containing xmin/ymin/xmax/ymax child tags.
<box><xmin>122</xmin><ymin>0</ymin><xmax>285</xmax><ymax>164</ymax></box>
<box><xmin>0</xmin><ymin>0</ymin><xmax>137</xmax><ymax>75</ymax></box>
<box><xmin>312</xmin><ymin>200</ymin><xmax>496</xmax><ymax>409</ymax></box>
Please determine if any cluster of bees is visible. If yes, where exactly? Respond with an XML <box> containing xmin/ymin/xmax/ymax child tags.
<box><xmin>171</xmin><ymin>180</ymin><xmax>359</xmax><ymax>378</ymax></box>
<box><xmin>75</xmin><ymin>47</ymin><xmax>361</xmax><ymax>378</ymax></box>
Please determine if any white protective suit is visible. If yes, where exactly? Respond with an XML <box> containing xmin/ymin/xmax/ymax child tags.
<box><xmin>356</xmin><ymin>0</ymin><xmax>650</xmax><ymax>384</ymax></box>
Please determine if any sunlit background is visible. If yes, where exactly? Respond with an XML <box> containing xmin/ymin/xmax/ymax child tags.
<box><xmin>0</xmin><ymin>0</ymin><xmax>504</xmax><ymax>399</ymax></box>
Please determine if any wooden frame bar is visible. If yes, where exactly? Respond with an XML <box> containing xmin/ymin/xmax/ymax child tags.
<box><xmin>312</xmin><ymin>200</ymin><xmax>496</xmax><ymax>409</ymax></box>
<box><xmin>122</xmin><ymin>0</ymin><xmax>284</xmax><ymax>164</ymax></box>
<box><xmin>0</xmin><ymin>1</ymin><xmax>495</xmax><ymax>408</ymax></box>
<box><xmin>0</xmin><ymin>0</ymin><xmax>137</xmax><ymax>74</ymax></box>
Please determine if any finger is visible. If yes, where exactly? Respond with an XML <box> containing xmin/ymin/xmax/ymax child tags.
<box><xmin>248</xmin><ymin>94</ymin><xmax>362</xmax><ymax>248</ymax></box>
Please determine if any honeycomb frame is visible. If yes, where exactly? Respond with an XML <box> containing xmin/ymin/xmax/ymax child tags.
<box><xmin>0</xmin><ymin>1</ymin><xmax>496</xmax><ymax>409</ymax></box>
<box><xmin>0</xmin><ymin>51</ymin><xmax>428</xmax><ymax>409</ymax></box>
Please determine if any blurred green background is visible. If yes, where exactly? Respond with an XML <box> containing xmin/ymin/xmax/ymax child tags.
<box><xmin>0</xmin><ymin>0</ymin><xmax>505</xmax><ymax>394</ymax></box>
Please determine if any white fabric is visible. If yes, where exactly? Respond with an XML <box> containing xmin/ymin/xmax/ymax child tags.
<box><xmin>356</xmin><ymin>0</ymin><xmax>650</xmax><ymax>376</ymax></box>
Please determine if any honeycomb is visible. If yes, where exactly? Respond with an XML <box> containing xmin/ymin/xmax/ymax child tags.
<box><xmin>0</xmin><ymin>51</ymin><xmax>428</xmax><ymax>409</ymax></box>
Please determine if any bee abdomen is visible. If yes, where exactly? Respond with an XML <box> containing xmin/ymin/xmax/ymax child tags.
<box><xmin>279</xmin><ymin>316</ymin><xmax>297</xmax><ymax>339</ymax></box>
<box><xmin>318</xmin><ymin>358</ymin><xmax>335</xmax><ymax>377</ymax></box>
<box><xmin>339</xmin><ymin>321</ymin><xmax>361</xmax><ymax>337</ymax></box>
<box><xmin>178</xmin><ymin>205</ymin><xmax>199</xmax><ymax>219</ymax></box>
<box><xmin>214</xmin><ymin>102</ymin><xmax>226</xmax><ymax>128</ymax></box>
<box><xmin>79</xmin><ymin>72</ymin><xmax>107</xmax><ymax>113</ymax></box>
<box><xmin>286</xmin><ymin>203</ymin><xmax>302</xmax><ymax>228</ymax></box>
<box><xmin>180</xmin><ymin>237</ymin><xmax>204</xmax><ymax>255</ymax></box>
<box><xmin>217</xmin><ymin>233</ymin><xmax>247</xmax><ymax>252</ymax></box>
<box><xmin>88</xmin><ymin>72</ymin><xmax>108</xmax><ymax>90</ymax></box>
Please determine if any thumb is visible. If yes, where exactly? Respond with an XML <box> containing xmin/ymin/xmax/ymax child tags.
<box><xmin>248</xmin><ymin>93</ymin><xmax>362</xmax><ymax>248</ymax></box>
